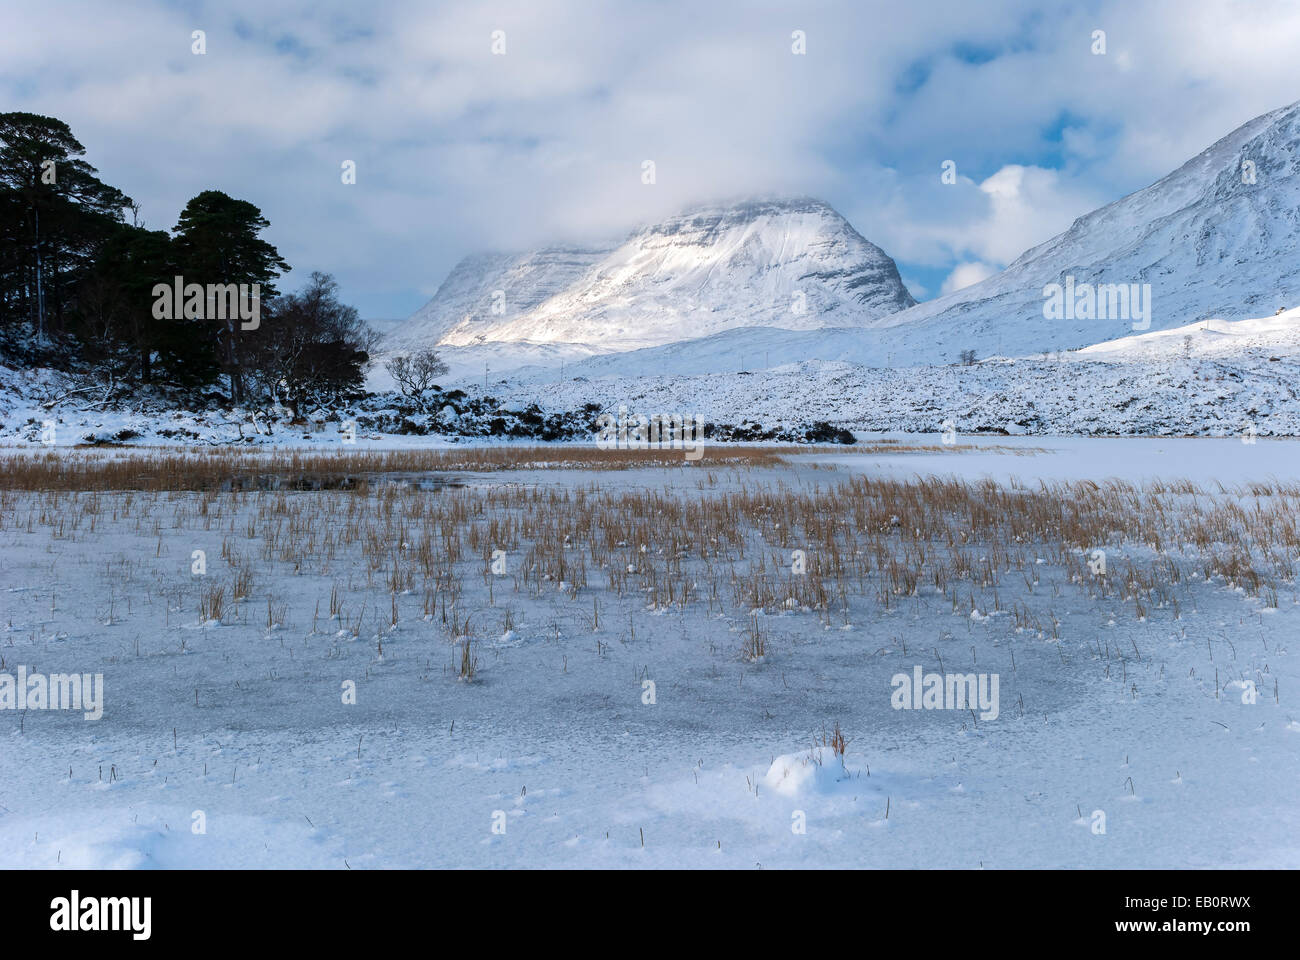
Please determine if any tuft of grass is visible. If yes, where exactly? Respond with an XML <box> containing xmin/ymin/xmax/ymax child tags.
<box><xmin>200</xmin><ymin>583</ymin><xmax>225</xmax><ymax>622</ymax></box>
<box><xmin>456</xmin><ymin>637</ymin><xmax>477</xmax><ymax>682</ymax></box>
<box><xmin>741</xmin><ymin>614</ymin><xmax>766</xmax><ymax>661</ymax></box>
<box><xmin>816</xmin><ymin>720</ymin><xmax>849</xmax><ymax>760</ymax></box>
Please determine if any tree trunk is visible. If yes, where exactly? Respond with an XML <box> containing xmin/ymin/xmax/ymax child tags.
<box><xmin>224</xmin><ymin>319</ymin><xmax>243</xmax><ymax>403</ymax></box>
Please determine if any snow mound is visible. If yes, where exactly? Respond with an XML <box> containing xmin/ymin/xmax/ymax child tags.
<box><xmin>0</xmin><ymin>805</ymin><xmax>339</xmax><ymax>868</ymax></box>
<box><xmin>763</xmin><ymin>748</ymin><xmax>853</xmax><ymax>796</ymax></box>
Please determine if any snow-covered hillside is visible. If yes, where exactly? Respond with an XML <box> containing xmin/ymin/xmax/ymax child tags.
<box><xmin>383</xmin><ymin>247</ymin><xmax>613</xmax><ymax>353</ymax></box>
<box><xmin>484</xmin><ymin>307</ymin><xmax>1300</xmax><ymax>438</ymax></box>
<box><xmin>384</xmin><ymin>197</ymin><xmax>916</xmax><ymax>354</ymax></box>
<box><xmin>8</xmin><ymin>309</ymin><xmax>1296</xmax><ymax>448</ymax></box>
<box><xmin>871</xmin><ymin>99</ymin><xmax>1300</xmax><ymax>364</ymax></box>
<box><xmin>476</xmin><ymin>304</ymin><xmax>1300</xmax><ymax>388</ymax></box>
<box><xmin>1078</xmin><ymin>309</ymin><xmax>1299</xmax><ymax>361</ymax></box>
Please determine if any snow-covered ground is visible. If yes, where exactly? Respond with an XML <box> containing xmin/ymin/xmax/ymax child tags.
<box><xmin>8</xmin><ymin>308</ymin><xmax>1299</xmax><ymax>451</ymax></box>
<box><xmin>1</xmin><ymin>442</ymin><xmax>1296</xmax><ymax>868</ymax></box>
<box><xmin>473</xmin><ymin>309</ymin><xmax>1300</xmax><ymax>438</ymax></box>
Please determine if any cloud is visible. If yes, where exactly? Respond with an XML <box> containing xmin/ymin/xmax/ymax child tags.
<box><xmin>3</xmin><ymin>0</ymin><xmax>1298</xmax><ymax>316</ymax></box>
<box><xmin>968</xmin><ymin>164</ymin><xmax>1099</xmax><ymax>264</ymax></box>
<box><xmin>861</xmin><ymin>162</ymin><xmax>1106</xmax><ymax>279</ymax></box>
<box><xmin>940</xmin><ymin>262</ymin><xmax>997</xmax><ymax>296</ymax></box>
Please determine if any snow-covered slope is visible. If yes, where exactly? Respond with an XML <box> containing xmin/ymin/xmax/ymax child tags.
<box><xmin>476</xmin><ymin>325</ymin><xmax>881</xmax><ymax>384</ymax></box>
<box><xmin>6</xmin><ymin>312</ymin><xmax>1299</xmax><ymax>446</ymax></box>
<box><xmin>875</xmin><ymin>99</ymin><xmax>1300</xmax><ymax>364</ymax></box>
<box><xmin>384</xmin><ymin>247</ymin><xmax>613</xmax><ymax>353</ymax></box>
<box><xmin>481</xmin><ymin>307</ymin><xmax>1300</xmax><ymax>437</ymax></box>
<box><xmin>369</xmin><ymin>339</ymin><xmax>605</xmax><ymax>393</ymax></box>
<box><xmin>1078</xmin><ymin>308</ymin><xmax>1299</xmax><ymax>361</ymax></box>
<box><xmin>385</xmin><ymin>197</ymin><xmax>915</xmax><ymax>353</ymax></box>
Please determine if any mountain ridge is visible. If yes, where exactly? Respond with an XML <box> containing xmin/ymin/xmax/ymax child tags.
<box><xmin>385</xmin><ymin>99</ymin><xmax>1300</xmax><ymax>371</ymax></box>
<box><xmin>872</xmin><ymin>98</ymin><xmax>1300</xmax><ymax>362</ymax></box>
<box><xmin>385</xmin><ymin>196</ymin><xmax>916</xmax><ymax>353</ymax></box>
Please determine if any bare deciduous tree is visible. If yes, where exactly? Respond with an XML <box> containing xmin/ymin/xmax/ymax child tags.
<box><xmin>386</xmin><ymin>348</ymin><xmax>449</xmax><ymax>407</ymax></box>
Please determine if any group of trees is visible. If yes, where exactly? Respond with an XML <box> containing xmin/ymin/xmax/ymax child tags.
<box><xmin>0</xmin><ymin>111</ymin><xmax>374</xmax><ymax>413</ymax></box>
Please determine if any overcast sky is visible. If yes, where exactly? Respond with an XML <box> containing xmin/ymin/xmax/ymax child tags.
<box><xmin>5</xmin><ymin>0</ymin><xmax>1298</xmax><ymax>317</ymax></box>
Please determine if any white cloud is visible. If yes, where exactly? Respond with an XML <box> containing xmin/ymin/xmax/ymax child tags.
<box><xmin>940</xmin><ymin>262</ymin><xmax>996</xmax><ymax>296</ymax></box>
<box><xmin>967</xmin><ymin>164</ymin><xmax>1098</xmax><ymax>265</ymax></box>
<box><xmin>865</xmin><ymin>163</ymin><xmax>1106</xmax><ymax>280</ymax></box>
<box><xmin>3</xmin><ymin>0</ymin><xmax>1298</xmax><ymax>315</ymax></box>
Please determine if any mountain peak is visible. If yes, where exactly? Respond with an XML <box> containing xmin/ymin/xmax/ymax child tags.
<box><xmin>388</xmin><ymin>197</ymin><xmax>914</xmax><ymax>352</ymax></box>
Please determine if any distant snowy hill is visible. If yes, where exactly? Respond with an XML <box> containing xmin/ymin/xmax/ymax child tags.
<box><xmin>383</xmin><ymin>100</ymin><xmax>1300</xmax><ymax>381</ymax></box>
<box><xmin>364</xmin><ymin>99</ymin><xmax>1300</xmax><ymax>438</ymax></box>
<box><xmin>383</xmin><ymin>197</ymin><xmax>915</xmax><ymax>355</ymax></box>
<box><xmin>872</xmin><ymin>98</ymin><xmax>1300</xmax><ymax>364</ymax></box>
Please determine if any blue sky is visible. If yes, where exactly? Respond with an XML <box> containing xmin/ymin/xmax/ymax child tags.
<box><xmin>4</xmin><ymin>0</ymin><xmax>1298</xmax><ymax>317</ymax></box>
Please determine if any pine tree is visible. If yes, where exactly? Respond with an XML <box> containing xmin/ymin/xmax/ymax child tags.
<box><xmin>0</xmin><ymin>111</ymin><xmax>131</xmax><ymax>341</ymax></box>
<box><xmin>171</xmin><ymin>190</ymin><xmax>289</xmax><ymax>403</ymax></box>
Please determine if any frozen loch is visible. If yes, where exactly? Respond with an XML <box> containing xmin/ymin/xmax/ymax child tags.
<box><xmin>0</xmin><ymin>438</ymin><xmax>1296</xmax><ymax>868</ymax></box>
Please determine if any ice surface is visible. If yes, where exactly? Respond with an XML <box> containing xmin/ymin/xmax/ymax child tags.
<box><xmin>0</xmin><ymin>444</ymin><xmax>1296</xmax><ymax>868</ymax></box>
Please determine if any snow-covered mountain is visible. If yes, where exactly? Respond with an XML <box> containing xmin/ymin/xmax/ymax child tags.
<box><xmin>384</xmin><ymin>197</ymin><xmax>916</xmax><ymax>353</ymax></box>
<box><xmin>384</xmin><ymin>247</ymin><xmax>612</xmax><ymax>353</ymax></box>
<box><xmin>874</xmin><ymin>98</ymin><xmax>1300</xmax><ymax>364</ymax></box>
<box><xmin>386</xmin><ymin>100</ymin><xmax>1300</xmax><ymax>380</ymax></box>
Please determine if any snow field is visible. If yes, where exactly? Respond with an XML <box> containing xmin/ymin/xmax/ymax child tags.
<box><xmin>0</xmin><ymin>448</ymin><xmax>1297</xmax><ymax>867</ymax></box>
